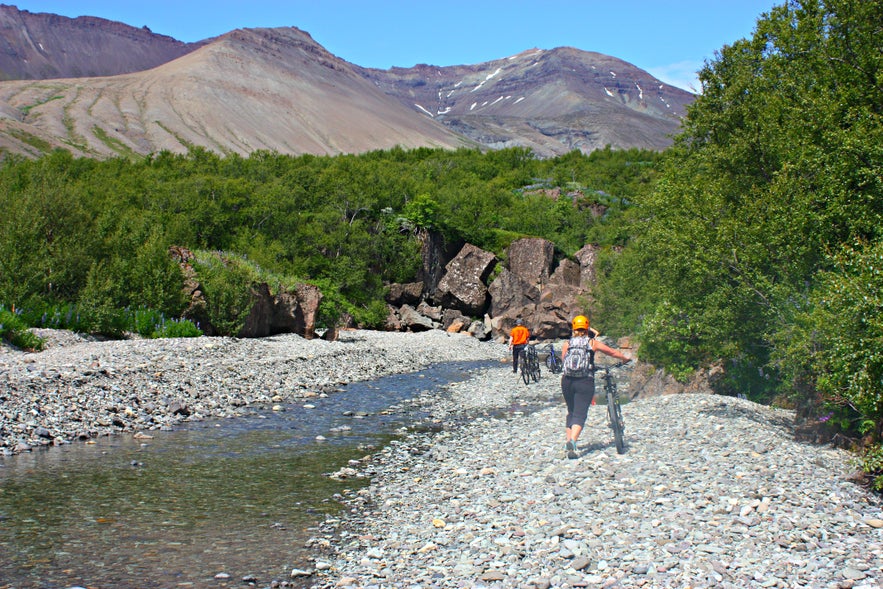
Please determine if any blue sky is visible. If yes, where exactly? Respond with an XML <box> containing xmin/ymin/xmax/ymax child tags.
<box><xmin>13</xmin><ymin>1</ymin><xmax>778</xmax><ymax>92</ymax></box>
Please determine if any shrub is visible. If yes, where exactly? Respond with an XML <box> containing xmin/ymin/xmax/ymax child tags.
<box><xmin>0</xmin><ymin>306</ymin><xmax>44</xmax><ymax>351</ymax></box>
<box><xmin>793</xmin><ymin>241</ymin><xmax>883</xmax><ymax>444</ymax></box>
<box><xmin>861</xmin><ymin>444</ymin><xmax>883</xmax><ymax>492</ymax></box>
<box><xmin>128</xmin><ymin>307</ymin><xmax>201</xmax><ymax>338</ymax></box>
<box><xmin>154</xmin><ymin>318</ymin><xmax>202</xmax><ymax>338</ymax></box>
<box><xmin>191</xmin><ymin>251</ymin><xmax>259</xmax><ymax>336</ymax></box>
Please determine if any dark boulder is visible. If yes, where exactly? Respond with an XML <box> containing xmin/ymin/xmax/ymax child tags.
<box><xmin>487</xmin><ymin>267</ymin><xmax>540</xmax><ymax>318</ymax></box>
<box><xmin>507</xmin><ymin>237</ymin><xmax>555</xmax><ymax>285</ymax></box>
<box><xmin>385</xmin><ymin>282</ymin><xmax>423</xmax><ymax>306</ymax></box>
<box><xmin>434</xmin><ymin>243</ymin><xmax>497</xmax><ymax>316</ymax></box>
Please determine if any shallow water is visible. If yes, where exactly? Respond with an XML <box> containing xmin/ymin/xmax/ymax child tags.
<box><xmin>0</xmin><ymin>360</ymin><xmax>493</xmax><ymax>589</ymax></box>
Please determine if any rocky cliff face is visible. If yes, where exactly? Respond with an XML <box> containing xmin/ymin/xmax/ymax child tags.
<box><xmin>358</xmin><ymin>47</ymin><xmax>694</xmax><ymax>156</ymax></box>
<box><xmin>0</xmin><ymin>5</ymin><xmax>203</xmax><ymax>80</ymax></box>
<box><xmin>0</xmin><ymin>6</ymin><xmax>694</xmax><ymax>158</ymax></box>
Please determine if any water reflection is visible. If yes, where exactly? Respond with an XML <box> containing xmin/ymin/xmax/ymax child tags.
<box><xmin>0</xmin><ymin>360</ymin><xmax>493</xmax><ymax>589</ymax></box>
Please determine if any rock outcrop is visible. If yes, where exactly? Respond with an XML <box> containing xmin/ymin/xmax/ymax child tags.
<box><xmin>385</xmin><ymin>236</ymin><xmax>608</xmax><ymax>342</ymax></box>
<box><xmin>169</xmin><ymin>247</ymin><xmax>323</xmax><ymax>340</ymax></box>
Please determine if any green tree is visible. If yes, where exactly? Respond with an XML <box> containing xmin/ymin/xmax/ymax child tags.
<box><xmin>598</xmin><ymin>0</ymin><xmax>883</xmax><ymax>402</ymax></box>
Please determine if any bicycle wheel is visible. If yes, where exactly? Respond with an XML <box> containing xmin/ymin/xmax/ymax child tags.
<box><xmin>551</xmin><ymin>355</ymin><xmax>563</xmax><ymax>374</ymax></box>
<box><xmin>531</xmin><ymin>359</ymin><xmax>540</xmax><ymax>382</ymax></box>
<box><xmin>607</xmin><ymin>384</ymin><xmax>625</xmax><ymax>454</ymax></box>
<box><xmin>521</xmin><ymin>361</ymin><xmax>530</xmax><ymax>385</ymax></box>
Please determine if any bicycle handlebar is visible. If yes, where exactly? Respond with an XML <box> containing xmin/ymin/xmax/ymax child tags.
<box><xmin>594</xmin><ymin>359</ymin><xmax>632</xmax><ymax>372</ymax></box>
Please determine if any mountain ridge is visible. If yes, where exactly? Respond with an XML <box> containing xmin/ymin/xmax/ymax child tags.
<box><xmin>0</xmin><ymin>5</ymin><xmax>694</xmax><ymax>159</ymax></box>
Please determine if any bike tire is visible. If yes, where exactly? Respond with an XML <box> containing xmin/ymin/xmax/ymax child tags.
<box><xmin>531</xmin><ymin>362</ymin><xmax>540</xmax><ymax>382</ymax></box>
<box><xmin>607</xmin><ymin>386</ymin><xmax>625</xmax><ymax>454</ymax></box>
<box><xmin>521</xmin><ymin>363</ymin><xmax>530</xmax><ymax>385</ymax></box>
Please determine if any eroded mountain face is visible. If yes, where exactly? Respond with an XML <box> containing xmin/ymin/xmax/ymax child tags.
<box><xmin>0</xmin><ymin>6</ymin><xmax>693</xmax><ymax>159</ymax></box>
<box><xmin>358</xmin><ymin>47</ymin><xmax>693</xmax><ymax>156</ymax></box>
<box><xmin>0</xmin><ymin>5</ymin><xmax>204</xmax><ymax>80</ymax></box>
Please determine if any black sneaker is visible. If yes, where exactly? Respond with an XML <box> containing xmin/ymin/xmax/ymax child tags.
<box><xmin>566</xmin><ymin>440</ymin><xmax>578</xmax><ymax>459</ymax></box>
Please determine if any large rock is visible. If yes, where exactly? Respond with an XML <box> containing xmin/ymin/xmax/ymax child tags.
<box><xmin>169</xmin><ymin>246</ymin><xmax>321</xmax><ymax>339</ymax></box>
<box><xmin>434</xmin><ymin>243</ymin><xmax>497</xmax><ymax>316</ymax></box>
<box><xmin>398</xmin><ymin>304</ymin><xmax>435</xmax><ymax>331</ymax></box>
<box><xmin>507</xmin><ymin>237</ymin><xmax>555</xmax><ymax>285</ymax></box>
<box><xmin>626</xmin><ymin>361</ymin><xmax>722</xmax><ymax>400</ymax></box>
<box><xmin>271</xmin><ymin>290</ymin><xmax>303</xmax><ymax>334</ymax></box>
<box><xmin>384</xmin><ymin>304</ymin><xmax>403</xmax><ymax>331</ymax></box>
<box><xmin>416</xmin><ymin>301</ymin><xmax>443</xmax><ymax>322</ymax></box>
<box><xmin>488</xmin><ymin>277</ymin><xmax>585</xmax><ymax>341</ymax></box>
<box><xmin>533</xmin><ymin>290</ymin><xmax>581</xmax><ymax>339</ymax></box>
<box><xmin>240</xmin><ymin>282</ymin><xmax>322</xmax><ymax>339</ymax></box>
<box><xmin>574</xmin><ymin>244</ymin><xmax>600</xmax><ymax>290</ymax></box>
<box><xmin>549</xmin><ymin>258</ymin><xmax>581</xmax><ymax>287</ymax></box>
<box><xmin>487</xmin><ymin>267</ymin><xmax>540</xmax><ymax>318</ymax></box>
<box><xmin>291</xmin><ymin>283</ymin><xmax>322</xmax><ymax>339</ymax></box>
<box><xmin>238</xmin><ymin>283</ymin><xmax>275</xmax><ymax>338</ymax></box>
<box><xmin>385</xmin><ymin>282</ymin><xmax>423</xmax><ymax>306</ymax></box>
<box><xmin>419</xmin><ymin>230</ymin><xmax>463</xmax><ymax>301</ymax></box>
<box><xmin>442</xmin><ymin>308</ymin><xmax>470</xmax><ymax>331</ymax></box>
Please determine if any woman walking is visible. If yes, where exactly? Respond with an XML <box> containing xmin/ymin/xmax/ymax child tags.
<box><xmin>560</xmin><ymin>315</ymin><xmax>630</xmax><ymax>459</ymax></box>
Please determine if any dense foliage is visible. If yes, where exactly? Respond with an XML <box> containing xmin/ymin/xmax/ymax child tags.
<box><xmin>595</xmin><ymin>0</ymin><xmax>882</xmax><ymax>484</ymax></box>
<box><xmin>0</xmin><ymin>145</ymin><xmax>660</xmax><ymax>338</ymax></box>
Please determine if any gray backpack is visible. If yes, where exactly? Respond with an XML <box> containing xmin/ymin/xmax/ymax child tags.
<box><xmin>563</xmin><ymin>335</ymin><xmax>595</xmax><ymax>377</ymax></box>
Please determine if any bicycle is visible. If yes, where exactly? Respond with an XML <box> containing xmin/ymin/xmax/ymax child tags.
<box><xmin>595</xmin><ymin>361</ymin><xmax>629</xmax><ymax>454</ymax></box>
<box><xmin>520</xmin><ymin>343</ymin><xmax>541</xmax><ymax>384</ymax></box>
<box><xmin>544</xmin><ymin>343</ymin><xmax>563</xmax><ymax>374</ymax></box>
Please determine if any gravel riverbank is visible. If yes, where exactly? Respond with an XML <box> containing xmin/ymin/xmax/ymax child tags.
<box><xmin>0</xmin><ymin>329</ymin><xmax>505</xmax><ymax>454</ymax></box>
<box><xmin>3</xmin><ymin>330</ymin><xmax>882</xmax><ymax>588</ymax></box>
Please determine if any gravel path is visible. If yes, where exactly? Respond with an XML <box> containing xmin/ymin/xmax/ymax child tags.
<box><xmin>309</xmin><ymin>369</ymin><xmax>883</xmax><ymax>589</ymax></box>
<box><xmin>3</xmin><ymin>330</ymin><xmax>881</xmax><ymax>588</ymax></box>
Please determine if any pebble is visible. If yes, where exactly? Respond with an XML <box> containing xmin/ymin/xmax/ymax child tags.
<box><xmin>0</xmin><ymin>328</ymin><xmax>504</xmax><ymax>453</ymax></box>
<box><xmin>4</xmin><ymin>329</ymin><xmax>882</xmax><ymax>588</ymax></box>
<box><xmin>304</xmin><ymin>367</ymin><xmax>883</xmax><ymax>589</ymax></box>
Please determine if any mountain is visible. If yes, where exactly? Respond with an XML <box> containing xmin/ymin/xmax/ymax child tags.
<box><xmin>0</xmin><ymin>4</ymin><xmax>203</xmax><ymax>80</ymax></box>
<box><xmin>0</xmin><ymin>26</ymin><xmax>473</xmax><ymax>158</ymax></box>
<box><xmin>0</xmin><ymin>5</ymin><xmax>693</xmax><ymax>159</ymax></box>
<box><xmin>358</xmin><ymin>48</ymin><xmax>693</xmax><ymax>157</ymax></box>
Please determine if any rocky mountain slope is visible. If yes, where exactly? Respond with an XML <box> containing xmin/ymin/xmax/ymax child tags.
<box><xmin>0</xmin><ymin>5</ymin><xmax>694</xmax><ymax>159</ymax></box>
<box><xmin>0</xmin><ymin>5</ymin><xmax>203</xmax><ymax>80</ymax></box>
<box><xmin>0</xmin><ymin>26</ymin><xmax>472</xmax><ymax>158</ymax></box>
<box><xmin>359</xmin><ymin>48</ymin><xmax>693</xmax><ymax>157</ymax></box>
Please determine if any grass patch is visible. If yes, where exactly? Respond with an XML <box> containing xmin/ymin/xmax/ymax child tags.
<box><xmin>0</xmin><ymin>306</ymin><xmax>44</xmax><ymax>351</ymax></box>
<box><xmin>6</xmin><ymin>128</ymin><xmax>53</xmax><ymax>154</ymax></box>
<box><xmin>20</xmin><ymin>94</ymin><xmax>63</xmax><ymax>116</ymax></box>
<box><xmin>92</xmin><ymin>126</ymin><xmax>138</xmax><ymax>158</ymax></box>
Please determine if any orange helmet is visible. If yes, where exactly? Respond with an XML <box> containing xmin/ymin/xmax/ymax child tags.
<box><xmin>572</xmin><ymin>315</ymin><xmax>589</xmax><ymax>330</ymax></box>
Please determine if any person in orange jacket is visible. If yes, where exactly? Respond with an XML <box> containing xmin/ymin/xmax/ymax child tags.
<box><xmin>508</xmin><ymin>319</ymin><xmax>530</xmax><ymax>374</ymax></box>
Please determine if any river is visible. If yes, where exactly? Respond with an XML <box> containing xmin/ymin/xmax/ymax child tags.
<box><xmin>0</xmin><ymin>360</ymin><xmax>499</xmax><ymax>589</ymax></box>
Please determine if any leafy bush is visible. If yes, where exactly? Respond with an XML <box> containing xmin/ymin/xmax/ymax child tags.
<box><xmin>857</xmin><ymin>443</ymin><xmax>883</xmax><ymax>492</ymax></box>
<box><xmin>190</xmin><ymin>251</ymin><xmax>257</xmax><ymax>336</ymax></box>
<box><xmin>129</xmin><ymin>307</ymin><xmax>202</xmax><ymax>339</ymax></box>
<box><xmin>0</xmin><ymin>306</ymin><xmax>44</xmax><ymax>351</ymax></box>
<box><xmin>152</xmin><ymin>317</ymin><xmax>203</xmax><ymax>338</ymax></box>
<box><xmin>786</xmin><ymin>240</ymin><xmax>883</xmax><ymax>443</ymax></box>
<box><xmin>76</xmin><ymin>261</ymin><xmax>129</xmax><ymax>337</ymax></box>
<box><xmin>19</xmin><ymin>302</ymin><xmax>89</xmax><ymax>333</ymax></box>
